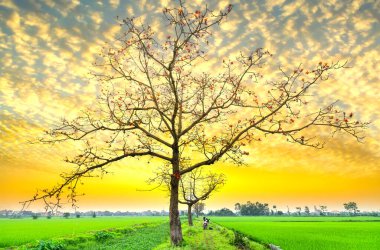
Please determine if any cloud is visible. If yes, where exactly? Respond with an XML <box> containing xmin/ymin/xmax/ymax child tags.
<box><xmin>109</xmin><ymin>0</ymin><xmax>120</xmax><ymax>9</ymax></box>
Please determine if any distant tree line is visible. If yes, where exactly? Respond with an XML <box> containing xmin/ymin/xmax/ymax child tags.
<box><xmin>229</xmin><ymin>201</ymin><xmax>379</xmax><ymax>217</ymax></box>
<box><xmin>1</xmin><ymin>201</ymin><xmax>378</xmax><ymax>219</ymax></box>
<box><xmin>207</xmin><ymin>208</ymin><xmax>235</xmax><ymax>216</ymax></box>
<box><xmin>0</xmin><ymin>209</ymin><xmax>170</xmax><ymax>219</ymax></box>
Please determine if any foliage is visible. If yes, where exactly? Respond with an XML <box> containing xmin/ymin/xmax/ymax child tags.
<box><xmin>344</xmin><ymin>202</ymin><xmax>359</xmax><ymax>215</ymax></box>
<box><xmin>32</xmin><ymin>214</ymin><xmax>39</xmax><ymax>220</ymax></box>
<box><xmin>208</xmin><ymin>208</ymin><xmax>235</xmax><ymax>216</ymax></box>
<box><xmin>240</xmin><ymin>201</ymin><xmax>270</xmax><ymax>216</ymax></box>
<box><xmin>64</xmin><ymin>222</ymin><xmax>169</xmax><ymax>250</ymax></box>
<box><xmin>36</xmin><ymin>240</ymin><xmax>65</xmax><ymax>250</ymax></box>
<box><xmin>232</xmin><ymin>230</ymin><xmax>251</xmax><ymax>249</ymax></box>
<box><xmin>94</xmin><ymin>231</ymin><xmax>114</xmax><ymax>242</ymax></box>
<box><xmin>62</xmin><ymin>213</ymin><xmax>70</xmax><ymax>219</ymax></box>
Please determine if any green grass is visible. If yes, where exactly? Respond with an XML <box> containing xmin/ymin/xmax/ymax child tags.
<box><xmin>212</xmin><ymin>216</ymin><xmax>380</xmax><ymax>250</ymax></box>
<box><xmin>0</xmin><ymin>216</ymin><xmax>166</xmax><ymax>248</ymax></box>
<box><xmin>5</xmin><ymin>215</ymin><xmax>378</xmax><ymax>250</ymax></box>
<box><xmin>0</xmin><ymin>216</ymin><xmax>268</xmax><ymax>250</ymax></box>
<box><xmin>154</xmin><ymin>218</ymin><xmax>266</xmax><ymax>250</ymax></box>
<box><xmin>65</xmin><ymin>221</ymin><xmax>170</xmax><ymax>250</ymax></box>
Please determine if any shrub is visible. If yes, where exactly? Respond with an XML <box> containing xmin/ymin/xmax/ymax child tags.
<box><xmin>36</xmin><ymin>240</ymin><xmax>65</xmax><ymax>250</ymax></box>
<box><xmin>116</xmin><ymin>227</ymin><xmax>136</xmax><ymax>234</ymax></box>
<box><xmin>32</xmin><ymin>214</ymin><xmax>39</xmax><ymax>220</ymax></box>
<box><xmin>94</xmin><ymin>231</ymin><xmax>114</xmax><ymax>242</ymax></box>
<box><xmin>233</xmin><ymin>230</ymin><xmax>251</xmax><ymax>249</ymax></box>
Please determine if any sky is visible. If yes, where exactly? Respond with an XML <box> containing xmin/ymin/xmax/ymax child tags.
<box><xmin>0</xmin><ymin>0</ymin><xmax>379</xmax><ymax>213</ymax></box>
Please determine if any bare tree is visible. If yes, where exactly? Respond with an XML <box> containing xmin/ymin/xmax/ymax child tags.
<box><xmin>193</xmin><ymin>202</ymin><xmax>205</xmax><ymax>218</ymax></box>
<box><xmin>21</xmin><ymin>1</ymin><xmax>368</xmax><ymax>245</ymax></box>
<box><xmin>178</xmin><ymin>169</ymin><xmax>225</xmax><ymax>226</ymax></box>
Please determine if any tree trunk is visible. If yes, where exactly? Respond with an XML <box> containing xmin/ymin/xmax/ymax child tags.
<box><xmin>169</xmin><ymin>175</ymin><xmax>183</xmax><ymax>245</ymax></box>
<box><xmin>187</xmin><ymin>204</ymin><xmax>193</xmax><ymax>226</ymax></box>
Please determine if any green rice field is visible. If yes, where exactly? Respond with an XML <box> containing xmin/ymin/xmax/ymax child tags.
<box><xmin>0</xmin><ymin>216</ymin><xmax>167</xmax><ymax>248</ymax></box>
<box><xmin>1</xmin><ymin>216</ymin><xmax>379</xmax><ymax>249</ymax></box>
<box><xmin>213</xmin><ymin>216</ymin><xmax>380</xmax><ymax>250</ymax></box>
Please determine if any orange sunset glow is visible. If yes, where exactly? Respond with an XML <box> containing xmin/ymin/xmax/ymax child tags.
<box><xmin>0</xmin><ymin>0</ymin><xmax>379</xmax><ymax>214</ymax></box>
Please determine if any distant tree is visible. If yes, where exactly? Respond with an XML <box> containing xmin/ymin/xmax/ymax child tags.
<box><xmin>296</xmin><ymin>207</ymin><xmax>302</xmax><ymax>216</ymax></box>
<box><xmin>344</xmin><ymin>202</ymin><xmax>359</xmax><ymax>216</ymax></box>
<box><xmin>32</xmin><ymin>213</ymin><xmax>39</xmax><ymax>220</ymax></box>
<box><xmin>235</xmin><ymin>203</ymin><xmax>241</xmax><ymax>215</ymax></box>
<box><xmin>272</xmin><ymin>205</ymin><xmax>277</xmax><ymax>215</ymax></box>
<box><xmin>304</xmin><ymin>206</ymin><xmax>310</xmax><ymax>215</ymax></box>
<box><xmin>320</xmin><ymin>206</ymin><xmax>327</xmax><ymax>216</ymax></box>
<box><xmin>21</xmin><ymin>0</ymin><xmax>368</xmax><ymax>246</ymax></box>
<box><xmin>76</xmin><ymin>213</ymin><xmax>81</xmax><ymax>218</ymax></box>
<box><xmin>277</xmin><ymin>211</ymin><xmax>284</xmax><ymax>215</ymax></box>
<box><xmin>193</xmin><ymin>202</ymin><xmax>205</xmax><ymax>218</ymax></box>
<box><xmin>63</xmin><ymin>212</ymin><xmax>70</xmax><ymax>219</ymax></box>
<box><xmin>314</xmin><ymin>205</ymin><xmax>319</xmax><ymax>214</ymax></box>
<box><xmin>92</xmin><ymin>212</ymin><xmax>96</xmax><ymax>218</ymax></box>
<box><xmin>287</xmin><ymin>206</ymin><xmax>290</xmax><ymax>215</ymax></box>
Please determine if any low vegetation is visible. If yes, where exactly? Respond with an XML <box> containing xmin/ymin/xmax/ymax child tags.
<box><xmin>154</xmin><ymin>219</ymin><xmax>266</xmax><ymax>250</ymax></box>
<box><xmin>213</xmin><ymin>216</ymin><xmax>380</xmax><ymax>250</ymax></box>
<box><xmin>0</xmin><ymin>216</ymin><xmax>166</xmax><ymax>248</ymax></box>
<box><xmin>2</xmin><ymin>216</ymin><xmax>379</xmax><ymax>249</ymax></box>
<box><xmin>0</xmin><ymin>216</ymin><xmax>267</xmax><ymax>249</ymax></box>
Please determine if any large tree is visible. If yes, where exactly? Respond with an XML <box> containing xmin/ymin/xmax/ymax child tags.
<box><xmin>22</xmin><ymin>1</ymin><xmax>367</xmax><ymax>245</ymax></box>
